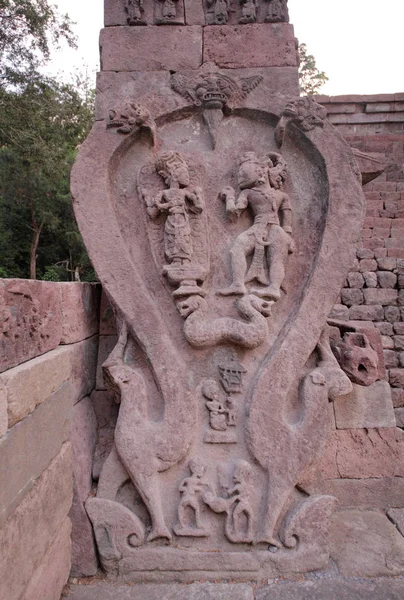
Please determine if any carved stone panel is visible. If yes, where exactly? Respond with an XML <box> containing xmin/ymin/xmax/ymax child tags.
<box><xmin>204</xmin><ymin>0</ymin><xmax>289</xmax><ymax>25</ymax></box>
<box><xmin>72</xmin><ymin>73</ymin><xmax>365</xmax><ymax>579</ymax></box>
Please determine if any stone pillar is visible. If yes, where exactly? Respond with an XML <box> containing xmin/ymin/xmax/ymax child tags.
<box><xmin>71</xmin><ymin>0</ymin><xmax>367</xmax><ymax>581</ymax></box>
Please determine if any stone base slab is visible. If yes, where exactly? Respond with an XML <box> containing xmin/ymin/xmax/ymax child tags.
<box><xmin>65</xmin><ymin>578</ymin><xmax>404</xmax><ymax>600</ymax></box>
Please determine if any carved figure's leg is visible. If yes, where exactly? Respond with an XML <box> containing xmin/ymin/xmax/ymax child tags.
<box><xmin>252</xmin><ymin>226</ymin><xmax>291</xmax><ymax>300</ymax></box>
<box><xmin>97</xmin><ymin>444</ymin><xmax>129</xmax><ymax>500</ymax></box>
<box><xmin>233</xmin><ymin>503</ymin><xmax>253</xmax><ymax>542</ymax></box>
<box><xmin>122</xmin><ymin>463</ymin><xmax>172</xmax><ymax>542</ymax></box>
<box><xmin>218</xmin><ymin>231</ymin><xmax>255</xmax><ymax>296</ymax></box>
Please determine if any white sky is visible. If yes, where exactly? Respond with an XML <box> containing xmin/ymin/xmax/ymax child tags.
<box><xmin>48</xmin><ymin>0</ymin><xmax>404</xmax><ymax>96</ymax></box>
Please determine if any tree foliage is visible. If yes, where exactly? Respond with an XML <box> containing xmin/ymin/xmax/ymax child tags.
<box><xmin>0</xmin><ymin>1</ymin><xmax>96</xmax><ymax>280</ymax></box>
<box><xmin>298</xmin><ymin>43</ymin><xmax>329</xmax><ymax>96</ymax></box>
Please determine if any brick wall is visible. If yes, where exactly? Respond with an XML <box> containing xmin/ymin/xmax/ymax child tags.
<box><xmin>316</xmin><ymin>95</ymin><xmax>404</xmax><ymax>425</ymax></box>
<box><xmin>0</xmin><ymin>281</ymin><xmax>100</xmax><ymax>600</ymax></box>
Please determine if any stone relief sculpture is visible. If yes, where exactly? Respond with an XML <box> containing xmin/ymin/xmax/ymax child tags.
<box><xmin>202</xmin><ymin>379</ymin><xmax>237</xmax><ymax>443</ymax></box>
<box><xmin>155</xmin><ymin>0</ymin><xmax>184</xmax><ymax>24</ymax></box>
<box><xmin>73</xmin><ymin>79</ymin><xmax>366</xmax><ymax>578</ymax></box>
<box><xmin>171</xmin><ymin>66</ymin><xmax>262</xmax><ymax>147</ymax></box>
<box><xmin>125</xmin><ymin>0</ymin><xmax>146</xmax><ymax>25</ymax></box>
<box><xmin>331</xmin><ymin>331</ymin><xmax>379</xmax><ymax>386</ymax></box>
<box><xmin>219</xmin><ymin>151</ymin><xmax>294</xmax><ymax>301</ymax></box>
<box><xmin>239</xmin><ymin>0</ymin><xmax>257</xmax><ymax>23</ymax></box>
<box><xmin>174</xmin><ymin>459</ymin><xmax>210</xmax><ymax>536</ymax></box>
<box><xmin>264</xmin><ymin>0</ymin><xmax>289</xmax><ymax>22</ymax></box>
<box><xmin>205</xmin><ymin>0</ymin><xmax>232</xmax><ymax>24</ymax></box>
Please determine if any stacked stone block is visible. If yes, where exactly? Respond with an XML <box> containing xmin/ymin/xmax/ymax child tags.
<box><xmin>0</xmin><ymin>280</ymin><xmax>100</xmax><ymax>600</ymax></box>
<box><xmin>320</xmin><ymin>95</ymin><xmax>404</xmax><ymax>431</ymax></box>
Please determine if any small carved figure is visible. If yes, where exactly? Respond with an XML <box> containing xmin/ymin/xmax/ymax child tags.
<box><xmin>125</xmin><ymin>0</ymin><xmax>146</xmax><ymax>25</ymax></box>
<box><xmin>264</xmin><ymin>0</ymin><xmax>288</xmax><ymax>22</ymax></box>
<box><xmin>156</xmin><ymin>0</ymin><xmax>183</xmax><ymax>24</ymax></box>
<box><xmin>239</xmin><ymin>0</ymin><xmax>257</xmax><ymax>23</ymax></box>
<box><xmin>219</xmin><ymin>152</ymin><xmax>294</xmax><ymax>301</ymax></box>
<box><xmin>203</xmin><ymin>380</ymin><xmax>228</xmax><ymax>431</ymax></box>
<box><xmin>174</xmin><ymin>458</ymin><xmax>210</xmax><ymax>536</ymax></box>
<box><xmin>146</xmin><ymin>152</ymin><xmax>204</xmax><ymax>266</ymax></box>
<box><xmin>206</xmin><ymin>0</ymin><xmax>231</xmax><ymax>24</ymax></box>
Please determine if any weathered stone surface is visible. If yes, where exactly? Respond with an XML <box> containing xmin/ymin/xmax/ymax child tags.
<box><xmin>385</xmin><ymin>306</ymin><xmax>401</xmax><ymax>322</ymax></box>
<box><xmin>330</xmin><ymin>510</ymin><xmax>404</xmax><ymax>576</ymax></box>
<box><xmin>70</xmin><ymin>397</ymin><xmax>98</xmax><ymax>577</ymax></box>
<box><xmin>100</xmin><ymin>26</ymin><xmax>202</xmax><ymax>72</ymax></box>
<box><xmin>91</xmin><ymin>389</ymin><xmax>118</xmax><ymax>429</ymax></box>
<box><xmin>347</xmin><ymin>272</ymin><xmax>364</xmax><ymax>288</ymax></box>
<box><xmin>184</xmin><ymin>0</ymin><xmax>205</xmax><ymax>25</ymax></box>
<box><xmin>96</xmin><ymin>335</ymin><xmax>118</xmax><ymax>390</ymax></box>
<box><xmin>99</xmin><ymin>290</ymin><xmax>117</xmax><ymax>335</ymax></box>
<box><xmin>257</xmin><ymin>579</ymin><xmax>404</xmax><ymax>600</ymax></box>
<box><xmin>395</xmin><ymin>335</ymin><xmax>404</xmax><ymax>350</ymax></box>
<box><xmin>67</xmin><ymin>583</ymin><xmax>254</xmax><ymax>600</ymax></box>
<box><xmin>377</xmin><ymin>271</ymin><xmax>397</xmax><ymax>288</ymax></box>
<box><xmin>60</xmin><ymin>282</ymin><xmax>100</xmax><ymax>344</ymax></box>
<box><xmin>362</xmin><ymin>270</ymin><xmax>377</xmax><ymax>287</ymax></box>
<box><xmin>388</xmin><ymin>507</ymin><xmax>404</xmax><ymax>537</ymax></box>
<box><xmin>393</xmin><ymin>388</ymin><xmax>404</xmax><ymax>407</ymax></box>
<box><xmin>0</xmin><ymin>378</ymin><xmax>7</xmax><ymax>437</ymax></box>
<box><xmin>300</xmin><ymin>477</ymin><xmax>404</xmax><ymax>509</ymax></box>
<box><xmin>390</xmin><ymin>368</ymin><xmax>404</xmax><ymax>387</ymax></box>
<box><xmin>20</xmin><ymin>518</ymin><xmax>71</xmax><ymax>600</ymax></box>
<box><xmin>203</xmin><ymin>24</ymin><xmax>298</xmax><ymax>69</ymax></box>
<box><xmin>0</xmin><ymin>279</ymin><xmax>62</xmax><ymax>373</ymax></box>
<box><xmin>363</xmin><ymin>288</ymin><xmax>398</xmax><ymax>305</ymax></box>
<box><xmin>328</xmin><ymin>304</ymin><xmax>349</xmax><ymax>320</ymax></box>
<box><xmin>311</xmin><ymin>427</ymin><xmax>404</xmax><ymax>479</ymax></box>
<box><xmin>1</xmin><ymin>336</ymin><xmax>98</xmax><ymax>428</ymax></box>
<box><xmin>349</xmin><ymin>304</ymin><xmax>383</xmax><ymax>320</ymax></box>
<box><xmin>333</xmin><ymin>380</ymin><xmax>395</xmax><ymax>429</ymax></box>
<box><xmin>341</xmin><ymin>288</ymin><xmax>363</xmax><ymax>306</ymax></box>
<box><xmin>384</xmin><ymin>349</ymin><xmax>399</xmax><ymax>367</ymax></box>
<box><xmin>0</xmin><ymin>443</ymin><xmax>72</xmax><ymax>600</ymax></box>
<box><xmin>359</xmin><ymin>258</ymin><xmax>377</xmax><ymax>271</ymax></box>
<box><xmin>0</xmin><ymin>381</ymin><xmax>74</xmax><ymax>527</ymax></box>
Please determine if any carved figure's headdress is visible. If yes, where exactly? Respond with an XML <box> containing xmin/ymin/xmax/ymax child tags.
<box><xmin>156</xmin><ymin>151</ymin><xmax>187</xmax><ymax>177</ymax></box>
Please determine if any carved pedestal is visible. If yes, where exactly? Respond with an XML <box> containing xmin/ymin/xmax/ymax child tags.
<box><xmin>72</xmin><ymin>14</ymin><xmax>365</xmax><ymax>582</ymax></box>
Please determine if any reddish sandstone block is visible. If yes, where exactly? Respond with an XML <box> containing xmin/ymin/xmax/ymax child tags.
<box><xmin>333</xmin><ymin>380</ymin><xmax>395</xmax><ymax>430</ymax></box>
<box><xmin>100</xmin><ymin>289</ymin><xmax>117</xmax><ymax>335</ymax></box>
<box><xmin>59</xmin><ymin>283</ymin><xmax>100</xmax><ymax>344</ymax></box>
<box><xmin>0</xmin><ymin>279</ymin><xmax>62</xmax><ymax>373</ymax></box>
<box><xmin>390</xmin><ymin>368</ymin><xmax>404</xmax><ymax>387</ymax></box>
<box><xmin>203</xmin><ymin>24</ymin><xmax>298</xmax><ymax>69</ymax></box>
<box><xmin>100</xmin><ymin>26</ymin><xmax>202</xmax><ymax>71</ymax></box>
<box><xmin>20</xmin><ymin>519</ymin><xmax>71</xmax><ymax>600</ymax></box>
<box><xmin>363</xmin><ymin>288</ymin><xmax>398</xmax><ymax>305</ymax></box>
<box><xmin>0</xmin><ymin>379</ymin><xmax>7</xmax><ymax>438</ymax></box>
<box><xmin>0</xmin><ymin>443</ymin><xmax>72</xmax><ymax>600</ymax></box>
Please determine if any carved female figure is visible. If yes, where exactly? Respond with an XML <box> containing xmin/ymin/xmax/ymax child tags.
<box><xmin>147</xmin><ymin>152</ymin><xmax>204</xmax><ymax>266</ymax></box>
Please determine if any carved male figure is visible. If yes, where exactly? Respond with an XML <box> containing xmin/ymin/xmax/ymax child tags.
<box><xmin>239</xmin><ymin>0</ymin><xmax>257</xmax><ymax>23</ymax></box>
<box><xmin>146</xmin><ymin>152</ymin><xmax>204</xmax><ymax>265</ymax></box>
<box><xmin>219</xmin><ymin>152</ymin><xmax>294</xmax><ymax>300</ymax></box>
<box><xmin>174</xmin><ymin>458</ymin><xmax>209</xmax><ymax>535</ymax></box>
<box><xmin>158</xmin><ymin>0</ymin><xmax>179</xmax><ymax>20</ymax></box>
<box><xmin>264</xmin><ymin>0</ymin><xmax>288</xmax><ymax>22</ymax></box>
<box><xmin>226</xmin><ymin>460</ymin><xmax>254</xmax><ymax>542</ymax></box>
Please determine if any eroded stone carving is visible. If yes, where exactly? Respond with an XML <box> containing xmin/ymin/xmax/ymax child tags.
<box><xmin>155</xmin><ymin>0</ymin><xmax>184</xmax><ymax>25</ymax></box>
<box><xmin>219</xmin><ymin>151</ymin><xmax>294</xmax><ymax>301</ymax></box>
<box><xmin>204</xmin><ymin>460</ymin><xmax>254</xmax><ymax>543</ymax></box>
<box><xmin>219</xmin><ymin>358</ymin><xmax>247</xmax><ymax>393</ymax></box>
<box><xmin>143</xmin><ymin>152</ymin><xmax>206</xmax><ymax>297</ymax></box>
<box><xmin>202</xmin><ymin>379</ymin><xmax>237</xmax><ymax>443</ymax></box>
<box><xmin>125</xmin><ymin>0</ymin><xmax>146</xmax><ymax>25</ymax></box>
<box><xmin>205</xmin><ymin>0</ymin><xmax>231</xmax><ymax>24</ymax></box>
<box><xmin>174</xmin><ymin>458</ymin><xmax>210</xmax><ymax>537</ymax></box>
<box><xmin>239</xmin><ymin>0</ymin><xmax>257</xmax><ymax>23</ymax></box>
<box><xmin>332</xmin><ymin>332</ymin><xmax>379</xmax><ymax>387</ymax></box>
<box><xmin>171</xmin><ymin>66</ymin><xmax>262</xmax><ymax>146</ymax></box>
<box><xmin>264</xmin><ymin>0</ymin><xmax>289</xmax><ymax>22</ymax></box>
<box><xmin>275</xmin><ymin>97</ymin><xmax>327</xmax><ymax>147</ymax></box>
<box><xmin>107</xmin><ymin>101</ymin><xmax>156</xmax><ymax>143</ymax></box>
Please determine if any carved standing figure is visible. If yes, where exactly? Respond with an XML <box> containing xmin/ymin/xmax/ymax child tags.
<box><xmin>206</xmin><ymin>0</ymin><xmax>231</xmax><ymax>24</ymax></box>
<box><xmin>225</xmin><ymin>460</ymin><xmax>254</xmax><ymax>543</ymax></box>
<box><xmin>219</xmin><ymin>152</ymin><xmax>294</xmax><ymax>301</ymax></box>
<box><xmin>239</xmin><ymin>0</ymin><xmax>257</xmax><ymax>23</ymax></box>
<box><xmin>157</xmin><ymin>0</ymin><xmax>180</xmax><ymax>22</ymax></box>
<box><xmin>146</xmin><ymin>152</ymin><xmax>204</xmax><ymax>266</ymax></box>
<box><xmin>264</xmin><ymin>0</ymin><xmax>288</xmax><ymax>22</ymax></box>
<box><xmin>125</xmin><ymin>0</ymin><xmax>146</xmax><ymax>24</ymax></box>
<box><xmin>174</xmin><ymin>458</ymin><xmax>210</xmax><ymax>536</ymax></box>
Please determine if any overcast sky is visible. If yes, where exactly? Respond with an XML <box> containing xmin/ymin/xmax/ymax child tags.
<box><xmin>48</xmin><ymin>0</ymin><xmax>404</xmax><ymax>96</ymax></box>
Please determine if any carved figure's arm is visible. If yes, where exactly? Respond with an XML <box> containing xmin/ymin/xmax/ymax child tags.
<box><xmin>219</xmin><ymin>187</ymin><xmax>248</xmax><ymax>220</ymax></box>
<box><xmin>186</xmin><ymin>187</ymin><xmax>204</xmax><ymax>214</ymax></box>
<box><xmin>143</xmin><ymin>190</ymin><xmax>163</xmax><ymax>219</ymax></box>
<box><xmin>279</xmin><ymin>193</ymin><xmax>293</xmax><ymax>234</ymax></box>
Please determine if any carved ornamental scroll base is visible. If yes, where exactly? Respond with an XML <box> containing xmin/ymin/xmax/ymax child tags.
<box><xmin>72</xmin><ymin>60</ymin><xmax>365</xmax><ymax>581</ymax></box>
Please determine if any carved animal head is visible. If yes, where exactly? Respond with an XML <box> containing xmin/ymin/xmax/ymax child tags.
<box><xmin>156</xmin><ymin>151</ymin><xmax>190</xmax><ymax>188</ymax></box>
<box><xmin>108</xmin><ymin>102</ymin><xmax>151</xmax><ymax>134</ymax></box>
<box><xmin>282</xmin><ymin>97</ymin><xmax>327</xmax><ymax>132</ymax></box>
<box><xmin>176</xmin><ymin>294</ymin><xmax>205</xmax><ymax>318</ymax></box>
<box><xmin>244</xmin><ymin>294</ymin><xmax>273</xmax><ymax>318</ymax></box>
<box><xmin>332</xmin><ymin>332</ymin><xmax>379</xmax><ymax>387</ymax></box>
